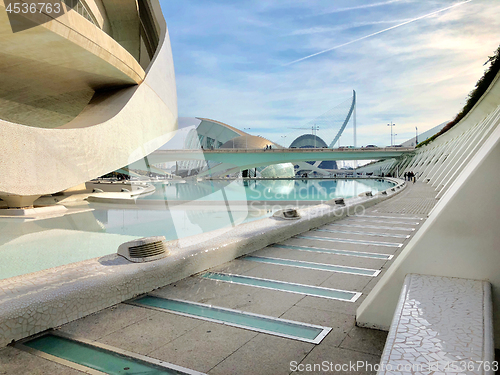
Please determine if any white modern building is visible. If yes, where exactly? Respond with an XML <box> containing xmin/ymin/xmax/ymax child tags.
<box><xmin>175</xmin><ymin>117</ymin><xmax>293</xmax><ymax>177</ymax></box>
<box><xmin>356</xmin><ymin>68</ymin><xmax>500</xmax><ymax>347</ymax></box>
<box><xmin>0</xmin><ymin>0</ymin><xmax>178</xmax><ymax>208</ymax></box>
<box><xmin>401</xmin><ymin>121</ymin><xmax>448</xmax><ymax>147</ymax></box>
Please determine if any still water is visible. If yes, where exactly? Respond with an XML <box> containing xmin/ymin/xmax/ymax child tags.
<box><xmin>144</xmin><ymin>178</ymin><xmax>394</xmax><ymax>201</ymax></box>
<box><xmin>0</xmin><ymin>178</ymin><xmax>394</xmax><ymax>279</ymax></box>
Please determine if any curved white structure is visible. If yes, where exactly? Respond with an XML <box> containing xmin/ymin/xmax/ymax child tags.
<box><xmin>0</xmin><ymin>0</ymin><xmax>177</xmax><ymax>207</ymax></box>
<box><xmin>356</xmin><ymin>70</ymin><xmax>500</xmax><ymax>347</ymax></box>
<box><xmin>176</xmin><ymin>118</ymin><xmax>283</xmax><ymax>177</ymax></box>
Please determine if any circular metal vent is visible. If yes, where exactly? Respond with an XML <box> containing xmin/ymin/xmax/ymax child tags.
<box><xmin>358</xmin><ymin>191</ymin><xmax>373</xmax><ymax>197</ymax></box>
<box><xmin>334</xmin><ymin>198</ymin><xmax>345</xmax><ymax>205</ymax></box>
<box><xmin>117</xmin><ymin>236</ymin><xmax>169</xmax><ymax>263</ymax></box>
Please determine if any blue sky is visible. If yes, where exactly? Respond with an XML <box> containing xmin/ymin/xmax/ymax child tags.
<box><xmin>160</xmin><ymin>0</ymin><xmax>500</xmax><ymax>147</ymax></box>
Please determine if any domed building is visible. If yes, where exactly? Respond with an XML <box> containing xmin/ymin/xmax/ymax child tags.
<box><xmin>289</xmin><ymin>134</ymin><xmax>328</xmax><ymax>149</ymax></box>
<box><xmin>177</xmin><ymin>118</ymin><xmax>293</xmax><ymax>178</ymax></box>
<box><xmin>220</xmin><ymin>135</ymin><xmax>279</xmax><ymax>149</ymax></box>
<box><xmin>290</xmin><ymin>134</ymin><xmax>338</xmax><ymax>173</ymax></box>
<box><xmin>220</xmin><ymin>135</ymin><xmax>293</xmax><ymax>178</ymax></box>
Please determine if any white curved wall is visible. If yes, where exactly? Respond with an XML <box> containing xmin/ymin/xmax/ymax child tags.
<box><xmin>0</xmin><ymin>0</ymin><xmax>177</xmax><ymax>205</ymax></box>
<box><xmin>356</xmin><ymin>70</ymin><xmax>500</xmax><ymax>347</ymax></box>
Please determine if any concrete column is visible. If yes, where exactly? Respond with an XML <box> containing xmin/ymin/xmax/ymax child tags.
<box><xmin>436</xmin><ymin>106</ymin><xmax>500</xmax><ymax>198</ymax></box>
<box><xmin>431</xmin><ymin>130</ymin><xmax>474</xmax><ymax>188</ymax></box>
<box><xmin>0</xmin><ymin>194</ymin><xmax>41</xmax><ymax>208</ymax></box>
<box><xmin>431</xmin><ymin>121</ymin><xmax>486</xmax><ymax>187</ymax></box>
<box><xmin>420</xmin><ymin>146</ymin><xmax>445</xmax><ymax>180</ymax></box>
<box><xmin>427</xmin><ymin>140</ymin><xmax>458</xmax><ymax>186</ymax></box>
<box><xmin>404</xmin><ymin>151</ymin><xmax>425</xmax><ymax>175</ymax></box>
<box><xmin>423</xmin><ymin>147</ymin><xmax>448</xmax><ymax>182</ymax></box>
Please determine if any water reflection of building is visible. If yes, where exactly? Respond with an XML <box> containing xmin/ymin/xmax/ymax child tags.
<box><xmin>260</xmin><ymin>163</ymin><xmax>295</xmax><ymax>179</ymax></box>
<box><xmin>289</xmin><ymin>134</ymin><xmax>338</xmax><ymax>175</ymax></box>
<box><xmin>175</xmin><ymin>180</ymin><xmax>233</xmax><ymax>201</ymax></box>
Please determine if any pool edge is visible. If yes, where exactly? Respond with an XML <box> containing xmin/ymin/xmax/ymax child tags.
<box><xmin>0</xmin><ymin>179</ymin><xmax>406</xmax><ymax>347</ymax></box>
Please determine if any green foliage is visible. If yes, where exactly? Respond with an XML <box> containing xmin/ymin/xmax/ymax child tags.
<box><xmin>415</xmin><ymin>133</ymin><xmax>437</xmax><ymax>148</ymax></box>
<box><xmin>416</xmin><ymin>44</ymin><xmax>500</xmax><ymax>148</ymax></box>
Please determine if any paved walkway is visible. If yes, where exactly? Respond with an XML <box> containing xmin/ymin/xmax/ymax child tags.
<box><xmin>370</xmin><ymin>181</ymin><xmax>438</xmax><ymax>215</ymax></box>
<box><xmin>0</xmin><ymin>182</ymin><xmax>439</xmax><ymax>375</ymax></box>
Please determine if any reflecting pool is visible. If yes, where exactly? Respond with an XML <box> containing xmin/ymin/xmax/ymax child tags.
<box><xmin>144</xmin><ymin>178</ymin><xmax>394</xmax><ymax>202</ymax></box>
<box><xmin>0</xmin><ymin>178</ymin><xmax>394</xmax><ymax>280</ymax></box>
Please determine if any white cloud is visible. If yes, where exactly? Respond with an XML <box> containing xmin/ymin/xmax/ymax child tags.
<box><xmin>165</xmin><ymin>0</ymin><xmax>500</xmax><ymax>149</ymax></box>
<box><xmin>284</xmin><ymin>0</ymin><xmax>474</xmax><ymax>66</ymax></box>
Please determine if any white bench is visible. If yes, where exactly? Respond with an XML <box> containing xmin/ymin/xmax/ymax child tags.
<box><xmin>378</xmin><ymin>274</ymin><xmax>494</xmax><ymax>374</ymax></box>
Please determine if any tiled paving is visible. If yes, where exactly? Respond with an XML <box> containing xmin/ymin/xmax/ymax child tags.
<box><xmin>378</xmin><ymin>274</ymin><xmax>490</xmax><ymax>375</ymax></box>
<box><xmin>370</xmin><ymin>181</ymin><xmax>438</xmax><ymax>215</ymax></box>
<box><xmin>0</xmin><ymin>182</ymin><xmax>439</xmax><ymax>374</ymax></box>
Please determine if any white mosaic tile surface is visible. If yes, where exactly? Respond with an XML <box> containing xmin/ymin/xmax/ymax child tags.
<box><xmin>379</xmin><ymin>274</ymin><xmax>493</xmax><ymax>375</ymax></box>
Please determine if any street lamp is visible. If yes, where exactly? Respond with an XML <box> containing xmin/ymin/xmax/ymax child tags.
<box><xmin>415</xmin><ymin>126</ymin><xmax>419</xmax><ymax>145</ymax></box>
<box><xmin>312</xmin><ymin>124</ymin><xmax>319</xmax><ymax>148</ymax></box>
<box><xmin>387</xmin><ymin>122</ymin><xmax>396</xmax><ymax>146</ymax></box>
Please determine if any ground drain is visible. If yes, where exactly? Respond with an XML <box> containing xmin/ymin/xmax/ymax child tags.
<box><xmin>201</xmin><ymin>272</ymin><xmax>361</xmax><ymax>301</ymax></box>
<box><xmin>244</xmin><ymin>255</ymin><xmax>380</xmax><ymax>276</ymax></box>
<box><xmin>19</xmin><ymin>332</ymin><xmax>203</xmax><ymax>375</ymax></box>
<box><xmin>130</xmin><ymin>296</ymin><xmax>331</xmax><ymax>344</ymax></box>
<box><xmin>273</xmin><ymin>244</ymin><xmax>393</xmax><ymax>259</ymax></box>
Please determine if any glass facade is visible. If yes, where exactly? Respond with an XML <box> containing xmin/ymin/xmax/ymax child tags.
<box><xmin>138</xmin><ymin>0</ymin><xmax>160</xmax><ymax>60</ymax></box>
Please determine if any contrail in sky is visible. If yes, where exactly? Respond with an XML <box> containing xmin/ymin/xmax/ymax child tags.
<box><xmin>311</xmin><ymin>0</ymin><xmax>403</xmax><ymax>16</ymax></box>
<box><xmin>284</xmin><ymin>0</ymin><xmax>473</xmax><ymax>67</ymax></box>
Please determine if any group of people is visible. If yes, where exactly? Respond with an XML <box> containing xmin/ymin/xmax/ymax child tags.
<box><xmin>264</xmin><ymin>144</ymin><xmax>272</xmax><ymax>150</ymax></box>
<box><xmin>404</xmin><ymin>171</ymin><xmax>417</xmax><ymax>183</ymax></box>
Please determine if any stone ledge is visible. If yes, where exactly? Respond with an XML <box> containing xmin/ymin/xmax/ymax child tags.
<box><xmin>378</xmin><ymin>274</ymin><xmax>494</xmax><ymax>375</ymax></box>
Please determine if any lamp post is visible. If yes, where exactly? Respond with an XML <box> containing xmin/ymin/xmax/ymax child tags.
<box><xmin>312</xmin><ymin>124</ymin><xmax>319</xmax><ymax>148</ymax></box>
<box><xmin>387</xmin><ymin>122</ymin><xmax>396</xmax><ymax>146</ymax></box>
<box><xmin>415</xmin><ymin>126</ymin><xmax>419</xmax><ymax>145</ymax></box>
